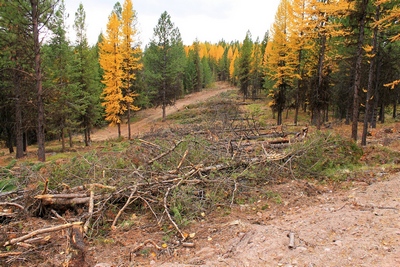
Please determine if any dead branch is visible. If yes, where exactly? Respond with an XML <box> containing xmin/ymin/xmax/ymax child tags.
<box><xmin>42</xmin><ymin>179</ymin><xmax>49</xmax><ymax>195</ymax></box>
<box><xmin>83</xmin><ymin>188</ymin><xmax>95</xmax><ymax>233</ymax></box>
<box><xmin>35</xmin><ymin>193</ymin><xmax>88</xmax><ymax>199</ymax></box>
<box><xmin>35</xmin><ymin>196</ymin><xmax>94</xmax><ymax>205</ymax></box>
<box><xmin>0</xmin><ymin>212</ymin><xmax>17</xmax><ymax>217</ymax></box>
<box><xmin>230</xmin><ymin>180</ymin><xmax>238</xmax><ymax>207</ymax></box>
<box><xmin>0</xmin><ymin>202</ymin><xmax>25</xmax><ymax>210</ymax></box>
<box><xmin>288</xmin><ymin>232</ymin><xmax>295</xmax><ymax>249</ymax></box>
<box><xmin>50</xmin><ymin>209</ymin><xmax>67</xmax><ymax>223</ymax></box>
<box><xmin>139</xmin><ymin>138</ymin><xmax>162</xmax><ymax>149</ymax></box>
<box><xmin>3</xmin><ymin>222</ymin><xmax>83</xmax><ymax>246</ymax></box>
<box><xmin>138</xmin><ymin>196</ymin><xmax>159</xmax><ymax>222</ymax></box>
<box><xmin>164</xmin><ymin>179</ymin><xmax>186</xmax><ymax>240</ymax></box>
<box><xmin>131</xmin><ymin>239</ymin><xmax>162</xmax><ymax>254</ymax></box>
<box><xmin>176</xmin><ymin>149</ymin><xmax>189</xmax><ymax>172</ymax></box>
<box><xmin>0</xmin><ymin>252</ymin><xmax>22</xmax><ymax>258</ymax></box>
<box><xmin>67</xmin><ymin>183</ymin><xmax>116</xmax><ymax>192</ymax></box>
<box><xmin>148</xmin><ymin>140</ymin><xmax>183</xmax><ymax>165</ymax></box>
<box><xmin>111</xmin><ymin>187</ymin><xmax>138</xmax><ymax>229</ymax></box>
<box><xmin>232</xmin><ymin>136</ymin><xmax>244</xmax><ymax>160</ymax></box>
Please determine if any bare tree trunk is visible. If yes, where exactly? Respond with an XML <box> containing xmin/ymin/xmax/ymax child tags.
<box><xmin>68</xmin><ymin>130</ymin><xmax>73</xmax><ymax>147</ymax></box>
<box><xmin>14</xmin><ymin>71</ymin><xmax>24</xmax><ymax>159</ymax></box>
<box><xmin>61</xmin><ymin>128</ymin><xmax>65</xmax><ymax>152</ymax></box>
<box><xmin>127</xmin><ymin>107</ymin><xmax>131</xmax><ymax>139</ymax></box>
<box><xmin>162</xmin><ymin>103</ymin><xmax>166</xmax><ymax>121</ymax></box>
<box><xmin>351</xmin><ymin>0</ymin><xmax>369</xmax><ymax>141</ymax></box>
<box><xmin>362</xmin><ymin>5</ymin><xmax>380</xmax><ymax>146</ymax></box>
<box><xmin>31</xmin><ymin>0</ymin><xmax>46</xmax><ymax>161</ymax></box>
<box><xmin>117</xmin><ymin>123</ymin><xmax>121</xmax><ymax>138</ymax></box>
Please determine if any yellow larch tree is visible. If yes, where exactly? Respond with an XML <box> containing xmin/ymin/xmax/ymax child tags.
<box><xmin>120</xmin><ymin>0</ymin><xmax>142</xmax><ymax>139</ymax></box>
<box><xmin>227</xmin><ymin>46</ymin><xmax>238</xmax><ymax>84</ymax></box>
<box><xmin>376</xmin><ymin>0</ymin><xmax>400</xmax><ymax>89</ymax></box>
<box><xmin>99</xmin><ymin>11</ymin><xmax>124</xmax><ymax>136</ymax></box>
<box><xmin>288</xmin><ymin>0</ymin><xmax>314</xmax><ymax>124</ymax></box>
<box><xmin>264</xmin><ymin>0</ymin><xmax>296</xmax><ymax>125</ymax></box>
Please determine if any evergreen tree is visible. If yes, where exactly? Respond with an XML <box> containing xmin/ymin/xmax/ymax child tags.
<box><xmin>238</xmin><ymin>31</ymin><xmax>253</xmax><ymax>102</ymax></box>
<box><xmin>250</xmin><ymin>38</ymin><xmax>264</xmax><ymax>100</ymax></box>
<box><xmin>43</xmin><ymin>0</ymin><xmax>78</xmax><ymax>151</ymax></box>
<box><xmin>74</xmin><ymin>4</ymin><xmax>102</xmax><ymax>145</ymax></box>
<box><xmin>143</xmin><ymin>11</ymin><xmax>186</xmax><ymax>121</ymax></box>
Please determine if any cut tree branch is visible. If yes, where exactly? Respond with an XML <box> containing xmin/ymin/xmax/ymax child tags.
<box><xmin>4</xmin><ymin>222</ymin><xmax>83</xmax><ymax>246</ymax></box>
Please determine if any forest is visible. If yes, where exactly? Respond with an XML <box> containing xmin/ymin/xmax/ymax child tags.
<box><xmin>0</xmin><ymin>0</ymin><xmax>399</xmax><ymax>162</ymax></box>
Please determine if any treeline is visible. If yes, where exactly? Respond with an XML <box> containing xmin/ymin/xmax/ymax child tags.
<box><xmin>261</xmin><ymin>0</ymin><xmax>400</xmax><ymax>146</ymax></box>
<box><xmin>0</xmin><ymin>0</ymin><xmax>399</xmax><ymax>161</ymax></box>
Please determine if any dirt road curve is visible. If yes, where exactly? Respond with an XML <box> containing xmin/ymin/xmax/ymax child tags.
<box><xmin>91</xmin><ymin>82</ymin><xmax>235</xmax><ymax>141</ymax></box>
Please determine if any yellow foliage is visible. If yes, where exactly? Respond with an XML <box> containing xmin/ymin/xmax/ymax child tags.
<box><xmin>99</xmin><ymin>0</ymin><xmax>142</xmax><ymax>126</ymax></box>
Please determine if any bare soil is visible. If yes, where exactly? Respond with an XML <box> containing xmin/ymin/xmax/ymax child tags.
<box><xmin>87</xmin><ymin>173</ymin><xmax>400</xmax><ymax>267</ymax></box>
<box><xmin>1</xmin><ymin>82</ymin><xmax>400</xmax><ymax>267</ymax></box>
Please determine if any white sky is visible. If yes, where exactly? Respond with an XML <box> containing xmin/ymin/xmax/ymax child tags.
<box><xmin>65</xmin><ymin>0</ymin><xmax>280</xmax><ymax>47</ymax></box>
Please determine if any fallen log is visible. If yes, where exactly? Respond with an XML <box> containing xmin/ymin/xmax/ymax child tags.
<box><xmin>34</xmin><ymin>193</ymin><xmax>103</xmax><ymax>205</ymax></box>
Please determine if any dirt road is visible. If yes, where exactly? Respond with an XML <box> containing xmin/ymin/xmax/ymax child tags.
<box><xmin>91</xmin><ymin>82</ymin><xmax>234</xmax><ymax>141</ymax></box>
<box><xmin>160</xmin><ymin>175</ymin><xmax>400</xmax><ymax>266</ymax></box>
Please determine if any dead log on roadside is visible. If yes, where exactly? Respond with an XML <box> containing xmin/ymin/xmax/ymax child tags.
<box><xmin>34</xmin><ymin>194</ymin><xmax>102</xmax><ymax>205</ymax></box>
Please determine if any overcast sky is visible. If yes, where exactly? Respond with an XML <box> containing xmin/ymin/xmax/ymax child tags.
<box><xmin>65</xmin><ymin>0</ymin><xmax>280</xmax><ymax>47</ymax></box>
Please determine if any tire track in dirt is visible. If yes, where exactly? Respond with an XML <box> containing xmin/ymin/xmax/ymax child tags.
<box><xmin>91</xmin><ymin>82</ymin><xmax>235</xmax><ymax>141</ymax></box>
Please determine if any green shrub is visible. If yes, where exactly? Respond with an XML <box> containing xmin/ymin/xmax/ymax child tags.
<box><xmin>290</xmin><ymin>131</ymin><xmax>363</xmax><ymax>180</ymax></box>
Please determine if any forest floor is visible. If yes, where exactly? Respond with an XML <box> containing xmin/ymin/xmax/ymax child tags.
<box><xmin>1</xmin><ymin>82</ymin><xmax>400</xmax><ymax>267</ymax></box>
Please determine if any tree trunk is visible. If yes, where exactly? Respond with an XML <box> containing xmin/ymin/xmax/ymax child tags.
<box><xmin>68</xmin><ymin>130</ymin><xmax>74</xmax><ymax>147</ymax></box>
<box><xmin>61</xmin><ymin>128</ymin><xmax>65</xmax><ymax>152</ymax></box>
<box><xmin>127</xmin><ymin>107</ymin><xmax>131</xmax><ymax>140</ymax></box>
<box><xmin>14</xmin><ymin>71</ymin><xmax>24</xmax><ymax>159</ymax></box>
<box><xmin>314</xmin><ymin>31</ymin><xmax>327</xmax><ymax>130</ymax></box>
<box><xmin>379</xmin><ymin>103</ymin><xmax>385</xmax><ymax>123</ymax></box>
<box><xmin>117</xmin><ymin>123</ymin><xmax>121</xmax><ymax>138</ymax></box>
<box><xmin>31</xmin><ymin>0</ymin><xmax>46</xmax><ymax>161</ymax></box>
<box><xmin>6</xmin><ymin>127</ymin><xmax>14</xmax><ymax>154</ymax></box>
<box><xmin>393</xmin><ymin>97</ymin><xmax>397</xmax><ymax>119</ymax></box>
<box><xmin>351</xmin><ymin>0</ymin><xmax>369</xmax><ymax>141</ymax></box>
<box><xmin>162</xmin><ymin>103</ymin><xmax>166</xmax><ymax>121</ymax></box>
<box><xmin>361</xmin><ymin>5</ymin><xmax>379</xmax><ymax>146</ymax></box>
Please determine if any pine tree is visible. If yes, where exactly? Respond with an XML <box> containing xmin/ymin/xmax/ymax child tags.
<box><xmin>143</xmin><ymin>11</ymin><xmax>186</xmax><ymax>121</ymax></box>
<box><xmin>43</xmin><ymin>0</ymin><xmax>79</xmax><ymax>151</ymax></box>
<box><xmin>238</xmin><ymin>31</ymin><xmax>253</xmax><ymax>101</ymax></box>
<box><xmin>251</xmin><ymin>38</ymin><xmax>264</xmax><ymax>100</ymax></box>
<box><xmin>0</xmin><ymin>0</ymin><xmax>32</xmax><ymax>158</ymax></box>
<box><xmin>74</xmin><ymin>3</ymin><xmax>103</xmax><ymax>145</ymax></box>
